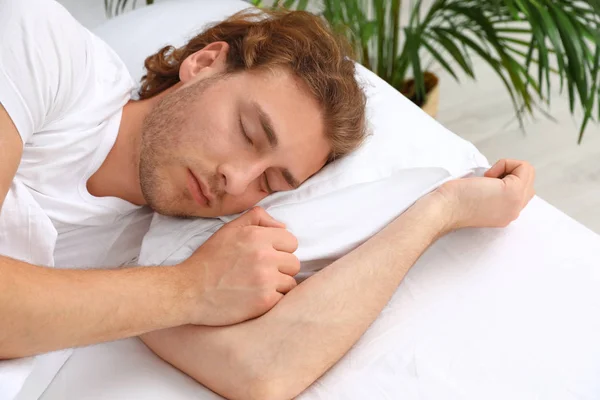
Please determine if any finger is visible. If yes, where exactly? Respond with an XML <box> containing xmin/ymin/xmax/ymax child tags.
<box><xmin>485</xmin><ymin>159</ymin><xmax>527</xmax><ymax>178</ymax></box>
<box><xmin>525</xmin><ymin>170</ymin><xmax>536</xmax><ymax>205</ymax></box>
<box><xmin>228</xmin><ymin>207</ymin><xmax>286</xmax><ymax>229</ymax></box>
<box><xmin>261</xmin><ymin>292</ymin><xmax>284</xmax><ymax>314</ymax></box>
<box><xmin>503</xmin><ymin>164</ymin><xmax>534</xmax><ymax>194</ymax></box>
<box><xmin>484</xmin><ymin>159</ymin><xmax>507</xmax><ymax>178</ymax></box>
<box><xmin>525</xmin><ymin>178</ymin><xmax>536</xmax><ymax>206</ymax></box>
<box><xmin>261</xmin><ymin>227</ymin><xmax>298</xmax><ymax>253</ymax></box>
<box><xmin>275</xmin><ymin>252</ymin><xmax>301</xmax><ymax>276</ymax></box>
<box><xmin>507</xmin><ymin>161</ymin><xmax>533</xmax><ymax>182</ymax></box>
<box><xmin>486</xmin><ymin>159</ymin><xmax>533</xmax><ymax>184</ymax></box>
<box><xmin>276</xmin><ymin>275</ymin><xmax>298</xmax><ymax>294</ymax></box>
<box><xmin>254</xmin><ymin>208</ymin><xmax>286</xmax><ymax>229</ymax></box>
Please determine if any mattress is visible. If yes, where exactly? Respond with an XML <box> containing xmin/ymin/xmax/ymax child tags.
<box><xmin>38</xmin><ymin>196</ymin><xmax>600</xmax><ymax>400</ymax></box>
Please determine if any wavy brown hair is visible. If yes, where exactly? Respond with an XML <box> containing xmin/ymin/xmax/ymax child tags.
<box><xmin>139</xmin><ymin>8</ymin><xmax>367</xmax><ymax>162</ymax></box>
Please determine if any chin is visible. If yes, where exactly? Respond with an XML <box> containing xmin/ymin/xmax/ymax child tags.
<box><xmin>187</xmin><ymin>204</ymin><xmax>224</xmax><ymax>219</ymax></box>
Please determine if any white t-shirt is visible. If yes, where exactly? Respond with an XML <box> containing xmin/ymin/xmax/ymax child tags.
<box><xmin>0</xmin><ymin>0</ymin><xmax>153</xmax><ymax>268</ymax></box>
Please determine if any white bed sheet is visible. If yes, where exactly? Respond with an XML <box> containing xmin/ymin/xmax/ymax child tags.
<box><xmin>39</xmin><ymin>196</ymin><xmax>600</xmax><ymax>400</ymax></box>
<box><xmin>19</xmin><ymin>1</ymin><xmax>600</xmax><ymax>397</ymax></box>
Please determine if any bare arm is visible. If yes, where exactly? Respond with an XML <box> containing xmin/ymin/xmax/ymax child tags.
<box><xmin>0</xmin><ymin>104</ymin><xmax>189</xmax><ymax>358</ymax></box>
<box><xmin>141</xmin><ymin>194</ymin><xmax>450</xmax><ymax>400</ymax></box>
<box><xmin>0</xmin><ymin>259</ymin><xmax>193</xmax><ymax>358</ymax></box>
<box><xmin>1</xmin><ymin>92</ymin><xmax>300</xmax><ymax>357</ymax></box>
<box><xmin>142</xmin><ymin>159</ymin><xmax>536</xmax><ymax>400</ymax></box>
<box><xmin>1</xmin><ymin>105</ymin><xmax>298</xmax><ymax>358</ymax></box>
<box><xmin>0</xmin><ymin>205</ymin><xmax>301</xmax><ymax>359</ymax></box>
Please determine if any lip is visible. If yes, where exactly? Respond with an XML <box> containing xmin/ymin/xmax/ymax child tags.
<box><xmin>187</xmin><ymin>169</ymin><xmax>209</xmax><ymax>207</ymax></box>
<box><xmin>197</xmin><ymin>175</ymin><xmax>215</xmax><ymax>204</ymax></box>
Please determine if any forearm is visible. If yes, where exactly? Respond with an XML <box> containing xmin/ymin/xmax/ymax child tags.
<box><xmin>142</xmin><ymin>194</ymin><xmax>451</xmax><ymax>400</ymax></box>
<box><xmin>0</xmin><ymin>256</ymin><xmax>191</xmax><ymax>358</ymax></box>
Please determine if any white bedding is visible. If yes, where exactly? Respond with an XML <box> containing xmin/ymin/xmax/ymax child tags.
<box><xmin>7</xmin><ymin>0</ymin><xmax>600</xmax><ymax>398</ymax></box>
<box><xmin>39</xmin><ymin>196</ymin><xmax>600</xmax><ymax>400</ymax></box>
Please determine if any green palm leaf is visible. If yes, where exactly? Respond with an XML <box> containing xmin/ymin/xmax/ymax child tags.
<box><xmin>316</xmin><ymin>0</ymin><xmax>600</xmax><ymax>141</ymax></box>
<box><xmin>105</xmin><ymin>0</ymin><xmax>600</xmax><ymax>141</ymax></box>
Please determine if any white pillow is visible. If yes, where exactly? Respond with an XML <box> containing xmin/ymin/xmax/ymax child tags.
<box><xmin>93</xmin><ymin>0</ymin><xmax>490</xmax><ymax>274</ymax></box>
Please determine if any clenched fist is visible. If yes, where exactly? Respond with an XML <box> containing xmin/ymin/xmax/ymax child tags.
<box><xmin>178</xmin><ymin>207</ymin><xmax>300</xmax><ymax>326</ymax></box>
<box><xmin>434</xmin><ymin>159</ymin><xmax>536</xmax><ymax>231</ymax></box>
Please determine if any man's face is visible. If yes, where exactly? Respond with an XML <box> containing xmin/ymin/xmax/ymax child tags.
<box><xmin>139</xmin><ymin>66</ymin><xmax>330</xmax><ymax>218</ymax></box>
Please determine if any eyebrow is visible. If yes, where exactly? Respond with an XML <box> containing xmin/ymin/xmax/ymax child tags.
<box><xmin>252</xmin><ymin>101</ymin><xmax>301</xmax><ymax>189</ymax></box>
<box><xmin>282</xmin><ymin>169</ymin><xmax>301</xmax><ymax>189</ymax></box>
<box><xmin>253</xmin><ymin>101</ymin><xmax>279</xmax><ymax>148</ymax></box>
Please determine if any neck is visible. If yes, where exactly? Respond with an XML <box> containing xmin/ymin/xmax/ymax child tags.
<box><xmin>87</xmin><ymin>84</ymin><xmax>181</xmax><ymax>205</ymax></box>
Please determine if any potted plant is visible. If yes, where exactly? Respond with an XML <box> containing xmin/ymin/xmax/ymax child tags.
<box><xmin>107</xmin><ymin>0</ymin><xmax>600</xmax><ymax>142</ymax></box>
<box><xmin>254</xmin><ymin>0</ymin><xmax>600</xmax><ymax>142</ymax></box>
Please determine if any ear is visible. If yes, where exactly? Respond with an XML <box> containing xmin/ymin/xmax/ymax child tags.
<box><xmin>179</xmin><ymin>41</ymin><xmax>230</xmax><ymax>83</ymax></box>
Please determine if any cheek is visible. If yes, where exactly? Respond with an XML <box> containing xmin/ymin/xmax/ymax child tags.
<box><xmin>192</xmin><ymin>97</ymin><xmax>240</xmax><ymax>153</ymax></box>
<box><xmin>184</xmin><ymin>121</ymin><xmax>237</xmax><ymax>162</ymax></box>
<box><xmin>221</xmin><ymin>190</ymin><xmax>269</xmax><ymax>214</ymax></box>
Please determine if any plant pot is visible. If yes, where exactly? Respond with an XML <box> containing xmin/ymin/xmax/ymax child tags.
<box><xmin>400</xmin><ymin>71</ymin><xmax>440</xmax><ymax>118</ymax></box>
<box><xmin>420</xmin><ymin>82</ymin><xmax>440</xmax><ymax>118</ymax></box>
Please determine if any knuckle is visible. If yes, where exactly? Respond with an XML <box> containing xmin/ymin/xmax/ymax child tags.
<box><xmin>291</xmin><ymin>256</ymin><xmax>301</xmax><ymax>274</ymax></box>
<box><xmin>287</xmin><ymin>276</ymin><xmax>298</xmax><ymax>289</ymax></box>
<box><xmin>257</xmin><ymin>292</ymin><xmax>276</xmax><ymax>309</ymax></box>
<box><xmin>253</xmin><ymin>269</ymin><xmax>271</xmax><ymax>285</ymax></box>
<box><xmin>289</xmin><ymin>235</ymin><xmax>299</xmax><ymax>251</ymax></box>
<box><xmin>511</xmin><ymin>197</ymin><xmax>522</xmax><ymax>211</ymax></box>
<box><xmin>507</xmin><ymin>208</ymin><xmax>521</xmax><ymax>222</ymax></box>
<box><xmin>506</xmin><ymin>188</ymin><xmax>521</xmax><ymax>205</ymax></box>
<box><xmin>252</xmin><ymin>248</ymin><xmax>271</xmax><ymax>263</ymax></box>
<box><xmin>243</xmin><ymin>226</ymin><xmax>261</xmax><ymax>241</ymax></box>
<box><xmin>250</xmin><ymin>206</ymin><xmax>265</xmax><ymax>216</ymax></box>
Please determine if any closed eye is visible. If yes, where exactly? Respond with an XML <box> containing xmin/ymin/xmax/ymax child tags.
<box><xmin>239</xmin><ymin>115</ymin><xmax>253</xmax><ymax>145</ymax></box>
<box><xmin>263</xmin><ymin>173</ymin><xmax>274</xmax><ymax>194</ymax></box>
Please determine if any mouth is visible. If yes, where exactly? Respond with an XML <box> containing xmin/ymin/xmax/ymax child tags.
<box><xmin>187</xmin><ymin>169</ymin><xmax>211</xmax><ymax>207</ymax></box>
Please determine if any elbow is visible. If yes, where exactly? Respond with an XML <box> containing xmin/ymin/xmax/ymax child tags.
<box><xmin>191</xmin><ymin>365</ymin><xmax>293</xmax><ymax>400</ymax></box>
<box><xmin>217</xmin><ymin>356</ymin><xmax>302</xmax><ymax>400</ymax></box>
<box><xmin>236</xmin><ymin>362</ymin><xmax>310</xmax><ymax>400</ymax></box>
<box><xmin>229</xmin><ymin>349</ymin><xmax>317</xmax><ymax>400</ymax></box>
<box><xmin>141</xmin><ymin>328</ymin><xmax>309</xmax><ymax>400</ymax></box>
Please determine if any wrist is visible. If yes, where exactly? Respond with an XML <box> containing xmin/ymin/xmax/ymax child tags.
<box><xmin>417</xmin><ymin>189</ymin><xmax>458</xmax><ymax>236</ymax></box>
<box><xmin>152</xmin><ymin>264</ymin><xmax>199</xmax><ymax>326</ymax></box>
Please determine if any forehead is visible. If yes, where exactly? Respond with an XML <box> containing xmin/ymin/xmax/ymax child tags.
<box><xmin>240</xmin><ymin>67</ymin><xmax>331</xmax><ymax>183</ymax></box>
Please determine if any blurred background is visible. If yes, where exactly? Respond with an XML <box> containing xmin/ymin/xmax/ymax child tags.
<box><xmin>58</xmin><ymin>0</ymin><xmax>600</xmax><ymax>233</ymax></box>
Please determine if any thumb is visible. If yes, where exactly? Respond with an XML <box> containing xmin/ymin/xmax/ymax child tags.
<box><xmin>484</xmin><ymin>160</ymin><xmax>506</xmax><ymax>179</ymax></box>
<box><xmin>228</xmin><ymin>206</ymin><xmax>286</xmax><ymax>229</ymax></box>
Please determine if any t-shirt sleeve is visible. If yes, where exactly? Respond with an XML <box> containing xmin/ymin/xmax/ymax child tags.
<box><xmin>0</xmin><ymin>0</ymin><xmax>90</xmax><ymax>145</ymax></box>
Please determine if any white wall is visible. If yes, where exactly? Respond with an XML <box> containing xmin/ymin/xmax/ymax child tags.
<box><xmin>57</xmin><ymin>0</ymin><xmax>272</xmax><ymax>29</ymax></box>
<box><xmin>57</xmin><ymin>0</ymin><xmax>108</xmax><ymax>28</ymax></box>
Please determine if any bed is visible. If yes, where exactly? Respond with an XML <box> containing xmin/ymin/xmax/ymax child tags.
<box><xmin>38</xmin><ymin>194</ymin><xmax>600</xmax><ymax>400</ymax></box>
<box><xmin>15</xmin><ymin>1</ymin><xmax>600</xmax><ymax>399</ymax></box>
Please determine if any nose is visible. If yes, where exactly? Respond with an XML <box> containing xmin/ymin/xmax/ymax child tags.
<box><xmin>217</xmin><ymin>161</ymin><xmax>265</xmax><ymax>196</ymax></box>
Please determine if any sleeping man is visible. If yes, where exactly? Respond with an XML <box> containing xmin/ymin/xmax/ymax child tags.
<box><xmin>0</xmin><ymin>0</ymin><xmax>535</xmax><ymax>399</ymax></box>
